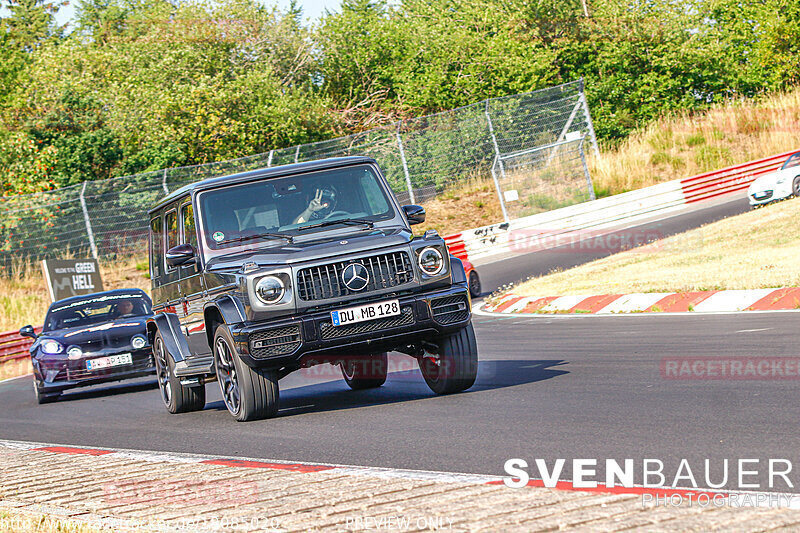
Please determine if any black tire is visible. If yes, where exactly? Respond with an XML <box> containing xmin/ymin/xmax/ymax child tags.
<box><xmin>340</xmin><ymin>353</ymin><xmax>388</xmax><ymax>390</ymax></box>
<box><xmin>793</xmin><ymin>176</ymin><xmax>800</xmax><ymax>198</ymax></box>
<box><xmin>468</xmin><ymin>270</ymin><xmax>482</xmax><ymax>298</ymax></box>
<box><xmin>419</xmin><ymin>323</ymin><xmax>478</xmax><ymax>395</ymax></box>
<box><xmin>154</xmin><ymin>332</ymin><xmax>206</xmax><ymax>414</ymax></box>
<box><xmin>33</xmin><ymin>381</ymin><xmax>60</xmax><ymax>404</ymax></box>
<box><xmin>214</xmin><ymin>325</ymin><xmax>279</xmax><ymax>422</ymax></box>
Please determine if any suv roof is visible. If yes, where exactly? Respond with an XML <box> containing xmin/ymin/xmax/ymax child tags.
<box><xmin>149</xmin><ymin>156</ymin><xmax>376</xmax><ymax>215</ymax></box>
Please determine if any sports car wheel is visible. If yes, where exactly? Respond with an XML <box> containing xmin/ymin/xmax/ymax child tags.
<box><xmin>468</xmin><ymin>270</ymin><xmax>482</xmax><ymax>298</ymax></box>
<box><xmin>341</xmin><ymin>353</ymin><xmax>388</xmax><ymax>390</ymax></box>
<box><xmin>33</xmin><ymin>380</ymin><xmax>60</xmax><ymax>404</ymax></box>
<box><xmin>793</xmin><ymin>176</ymin><xmax>800</xmax><ymax>197</ymax></box>
<box><xmin>214</xmin><ymin>325</ymin><xmax>279</xmax><ymax>422</ymax></box>
<box><xmin>419</xmin><ymin>323</ymin><xmax>478</xmax><ymax>395</ymax></box>
<box><xmin>154</xmin><ymin>332</ymin><xmax>205</xmax><ymax>414</ymax></box>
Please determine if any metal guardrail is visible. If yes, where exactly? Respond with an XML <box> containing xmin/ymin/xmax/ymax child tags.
<box><xmin>0</xmin><ymin>327</ymin><xmax>40</xmax><ymax>364</ymax></box>
<box><xmin>446</xmin><ymin>149</ymin><xmax>798</xmax><ymax>264</ymax></box>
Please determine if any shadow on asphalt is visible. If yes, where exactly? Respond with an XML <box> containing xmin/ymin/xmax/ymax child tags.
<box><xmin>201</xmin><ymin>359</ymin><xmax>569</xmax><ymax>417</ymax></box>
<box><xmin>56</xmin><ymin>378</ymin><xmax>159</xmax><ymax>403</ymax></box>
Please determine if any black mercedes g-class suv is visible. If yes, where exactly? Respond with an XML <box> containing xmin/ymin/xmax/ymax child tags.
<box><xmin>146</xmin><ymin>156</ymin><xmax>477</xmax><ymax>421</ymax></box>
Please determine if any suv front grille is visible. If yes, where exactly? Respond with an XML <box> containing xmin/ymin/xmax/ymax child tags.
<box><xmin>431</xmin><ymin>295</ymin><xmax>470</xmax><ymax>325</ymax></box>
<box><xmin>297</xmin><ymin>251</ymin><xmax>414</xmax><ymax>301</ymax></box>
<box><xmin>319</xmin><ymin>306</ymin><xmax>415</xmax><ymax>339</ymax></box>
<box><xmin>250</xmin><ymin>326</ymin><xmax>301</xmax><ymax>358</ymax></box>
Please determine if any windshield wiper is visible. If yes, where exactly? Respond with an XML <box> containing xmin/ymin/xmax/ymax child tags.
<box><xmin>218</xmin><ymin>232</ymin><xmax>293</xmax><ymax>245</ymax></box>
<box><xmin>297</xmin><ymin>218</ymin><xmax>374</xmax><ymax>231</ymax></box>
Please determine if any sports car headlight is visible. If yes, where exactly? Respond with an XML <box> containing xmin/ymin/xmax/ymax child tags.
<box><xmin>131</xmin><ymin>335</ymin><xmax>147</xmax><ymax>350</ymax></box>
<box><xmin>255</xmin><ymin>275</ymin><xmax>285</xmax><ymax>304</ymax></box>
<box><xmin>418</xmin><ymin>247</ymin><xmax>444</xmax><ymax>276</ymax></box>
<box><xmin>40</xmin><ymin>339</ymin><xmax>64</xmax><ymax>355</ymax></box>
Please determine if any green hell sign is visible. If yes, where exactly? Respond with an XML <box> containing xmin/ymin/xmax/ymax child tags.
<box><xmin>41</xmin><ymin>259</ymin><xmax>105</xmax><ymax>302</ymax></box>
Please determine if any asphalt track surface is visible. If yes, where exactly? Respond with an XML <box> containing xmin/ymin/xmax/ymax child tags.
<box><xmin>3</xmin><ymin>194</ymin><xmax>792</xmax><ymax>491</ymax></box>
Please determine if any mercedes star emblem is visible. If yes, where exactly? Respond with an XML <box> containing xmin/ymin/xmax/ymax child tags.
<box><xmin>342</xmin><ymin>263</ymin><xmax>370</xmax><ymax>292</ymax></box>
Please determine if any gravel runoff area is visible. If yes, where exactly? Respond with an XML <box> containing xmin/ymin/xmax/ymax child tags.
<box><xmin>2</xmin><ymin>441</ymin><xmax>800</xmax><ymax>532</ymax></box>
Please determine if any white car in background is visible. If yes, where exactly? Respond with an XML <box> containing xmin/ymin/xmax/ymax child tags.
<box><xmin>748</xmin><ymin>151</ymin><xmax>800</xmax><ymax>207</ymax></box>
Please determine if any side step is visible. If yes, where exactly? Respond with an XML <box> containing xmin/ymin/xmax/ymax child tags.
<box><xmin>174</xmin><ymin>355</ymin><xmax>215</xmax><ymax>377</ymax></box>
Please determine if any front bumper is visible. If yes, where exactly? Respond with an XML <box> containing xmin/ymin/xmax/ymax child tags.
<box><xmin>33</xmin><ymin>348</ymin><xmax>156</xmax><ymax>393</ymax></box>
<box><xmin>231</xmin><ymin>285</ymin><xmax>472</xmax><ymax>369</ymax></box>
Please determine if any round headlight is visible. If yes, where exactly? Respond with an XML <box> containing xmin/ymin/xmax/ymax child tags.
<box><xmin>131</xmin><ymin>336</ymin><xmax>147</xmax><ymax>350</ymax></box>
<box><xmin>418</xmin><ymin>247</ymin><xmax>444</xmax><ymax>276</ymax></box>
<box><xmin>255</xmin><ymin>276</ymin><xmax>285</xmax><ymax>304</ymax></box>
<box><xmin>40</xmin><ymin>339</ymin><xmax>64</xmax><ymax>355</ymax></box>
<box><xmin>67</xmin><ymin>346</ymin><xmax>83</xmax><ymax>359</ymax></box>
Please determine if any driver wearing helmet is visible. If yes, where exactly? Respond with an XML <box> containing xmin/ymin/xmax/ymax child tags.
<box><xmin>114</xmin><ymin>299</ymin><xmax>135</xmax><ymax>318</ymax></box>
<box><xmin>294</xmin><ymin>187</ymin><xmax>335</xmax><ymax>224</ymax></box>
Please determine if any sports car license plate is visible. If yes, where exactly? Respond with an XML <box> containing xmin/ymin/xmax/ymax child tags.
<box><xmin>331</xmin><ymin>299</ymin><xmax>400</xmax><ymax>327</ymax></box>
<box><xmin>86</xmin><ymin>353</ymin><xmax>132</xmax><ymax>370</ymax></box>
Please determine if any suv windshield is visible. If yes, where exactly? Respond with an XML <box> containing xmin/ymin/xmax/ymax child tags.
<box><xmin>198</xmin><ymin>164</ymin><xmax>394</xmax><ymax>259</ymax></box>
<box><xmin>44</xmin><ymin>293</ymin><xmax>152</xmax><ymax>331</ymax></box>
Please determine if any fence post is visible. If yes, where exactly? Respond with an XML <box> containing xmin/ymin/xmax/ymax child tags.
<box><xmin>395</xmin><ymin>124</ymin><xmax>415</xmax><ymax>204</ymax></box>
<box><xmin>79</xmin><ymin>181</ymin><xmax>99</xmax><ymax>259</ymax></box>
<box><xmin>485</xmin><ymin>100</ymin><xmax>507</xmax><ymax>184</ymax></box>
<box><xmin>579</xmin><ymin>139</ymin><xmax>596</xmax><ymax>201</ymax></box>
<box><xmin>294</xmin><ymin>146</ymin><xmax>300</xmax><ymax>163</ymax></box>
<box><xmin>490</xmin><ymin>156</ymin><xmax>510</xmax><ymax>223</ymax></box>
<box><xmin>267</xmin><ymin>149</ymin><xmax>274</xmax><ymax>167</ymax></box>
<box><xmin>162</xmin><ymin>168</ymin><xmax>169</xmax><ymax>195</ymax></box>
<box><xmin>579</xmin><ymin>78</ymin><xmax>601</xmax><ymax>160</ymax></box>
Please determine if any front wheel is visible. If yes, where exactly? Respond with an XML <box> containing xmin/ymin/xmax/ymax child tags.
<box><xmin>468</xmin><ymin>270</ymin><xmax>482</xmax><ymax>298</ymax></box>
<box><xmin>419</xmin><ymin>323</ymin><xmax>478</xmax><ymax>394</ymax></box>
<box><xmin>214</xmin><ymin>325</ymin><xmax>279</xmax><ymax>422</ymax></box>
<box><xmin>793</xmin><ymin>176</ymin><xmax>800</xmax><ymax>198</ymax></box>
<box><xmin>33</xmin><ymin>380</ymin><xmax>60</xmax><ymax>404</ymax></box>
<box><xmin>154</xmin><ymin>332</ymin><xmax>206</xmax><ymax>414</ymax></box>
<box><xmin>341</xmin><ymin>353</ymin><xmax>388</xmax><ymax>390</ymax></box>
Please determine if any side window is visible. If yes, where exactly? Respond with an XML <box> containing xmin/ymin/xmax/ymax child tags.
<box><xmin>165</xmin><ymin>209</ymin><xmax>178</xmax><ymax>271</ymax></box>
<box><xmin>149</xmin><ymin>216</ymin><xmax>163</xmax><ymax>279</ymax></box>
<box><xmin>181</xmin><ymin>202</ymin><xmax>197</xmax><ymax>249</ymax></box>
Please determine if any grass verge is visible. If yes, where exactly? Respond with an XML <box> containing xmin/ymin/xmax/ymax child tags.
<box><xmin>507</xmin><ymin>198</ymin><xmax>800</xmax><ymax>297</ymax></box>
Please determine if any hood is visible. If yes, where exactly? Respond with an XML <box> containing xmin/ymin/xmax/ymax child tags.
<box><xmin>749</xmin><ymin>171</ymin><xmax>783</xmax><ymax>191</ymax></box>
<box><xmin>41</xmin><ymin>316</ymin><xmax>149</xmax><ymax>345</ymax></box>
<box><xmin>206</xmin><ymin>227</ymin><xmax>414</xmax><ymax>270</ymax></box>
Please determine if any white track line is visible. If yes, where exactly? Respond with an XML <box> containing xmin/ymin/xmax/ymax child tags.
<box><xmin>473</xmin><ymin>301</ymin><xmax>800</xmax><ymax>319</ymax></box>
<box><xmin>0</xmin><ymin>373</ymin><xmax>32</xmax><ymax>385</ymax></box>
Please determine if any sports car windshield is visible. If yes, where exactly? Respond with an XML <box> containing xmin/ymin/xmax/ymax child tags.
<box><xmin>43</xmin><ymin>294</ymin><xmax>151</xmax><ymax>332</ymax></box>
<box><xmin>781</xmin><ymin>152</ymin><xmax>800</xmax><ymax>170</ymax></box>
<box><xmin>198</xmin><ymin>165</ymin><xmax>394</xmax><ymax>259</ymax></box>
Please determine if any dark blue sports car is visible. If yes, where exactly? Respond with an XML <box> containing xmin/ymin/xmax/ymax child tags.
<box><xmin>20</xmin><ymin>288</ymin><xmax>156</xmax><ymax>404</ymax></box>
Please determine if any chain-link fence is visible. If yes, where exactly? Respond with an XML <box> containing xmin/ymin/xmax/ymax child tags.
<box><xmin>0</xmin><ymin>79</ymin><xmax>598</xmax><ymax>268</ymax></box>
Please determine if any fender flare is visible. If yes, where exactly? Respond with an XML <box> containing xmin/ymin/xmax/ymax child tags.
<box><xmin>203</xmin><ymin>294</ymin><xmax>246</xmax><ymax>349</ymax></box>
<box><xmin>146</xmin><ymin>313</ymin><xmax>190</xmax><ymax>363</ymax></box>
<box><xmin>450</xmin><ymin>255</ymin><xmax>467</xmax><ymax>285</ymax></box>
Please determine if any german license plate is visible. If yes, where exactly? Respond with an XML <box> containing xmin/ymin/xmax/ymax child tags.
<box><xmin>87</xmin><ymin>353</ymin><xmax>132</xmax><ymax>370</ymax></box>
<box><xmin>331</xmin><ymin>299</ymin><xmax>400</xmax><ymax>327</ymax></box>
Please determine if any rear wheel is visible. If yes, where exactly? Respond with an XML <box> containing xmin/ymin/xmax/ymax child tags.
<box><xmin>154</xmin><ymin>332</ymin><xmax>206</xmax><ymax>414</ymax></box>
<box><xmin>419</xmin><ymin>323</ymin><xmax>478</xmax><ymax>394</ymax></box>
<box><xmin>214</xmin><ymin>325</ymin><xmax>279</xmax><ymax>422</ymax></box>
<box><xmin>340</xmin><ymin>353</ymin><xmax>388</xmax><ymax>390</ymax></box>
<box><xmin>468</xmin><ymin>270</ymin><xmax>482</xmax><ymax>298</ymax></box>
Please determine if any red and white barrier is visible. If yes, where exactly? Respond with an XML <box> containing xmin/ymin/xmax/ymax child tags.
<box><xmin>0</xmin><ymin>327</ymin><xmax>40</xmax><ymax>365</ymax></box>
<box><xmin>445</xmin><ymin>150</ymin><xmax>795</xmax><ymax>265</ymax></box>
<box><xmin>482</xmin><ymin>288</ymin><xmax>800</xmax><ymax>315</ymax></box>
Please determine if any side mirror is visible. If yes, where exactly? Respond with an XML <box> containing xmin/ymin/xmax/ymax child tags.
<box><xmin>166</xmin><ymin>243</ymin><xmax>196</xmax><ymax>267</ymax></box>
<box><xmin>19</xmin><ymin>325</ymin><xmax>37</xmax><ymax>339</ymax></box>
<box><xmin>402</xmin><ymin>204</ymin><xmax>426</xmax><ymax>225</ymax></box>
